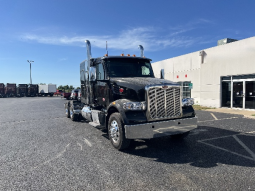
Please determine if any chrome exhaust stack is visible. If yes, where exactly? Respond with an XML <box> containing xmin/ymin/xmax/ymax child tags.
<box><xmin>85</xmin><ymin>40</ymin><xmax>92</xmax><ymax>61</ymax></box>
<box><xmin>138</xmin><ymin>45</ymin><xmax>144</xmax><ymax>57</ymax></box>
<box><xmin>82</xmin><ymin>40</ymin><xmax>93</xmax><ymax>105</ymax></box>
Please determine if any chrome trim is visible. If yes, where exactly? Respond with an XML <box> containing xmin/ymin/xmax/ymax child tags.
<box><xmin>145</xmin><ymin>84</ymin><xmax>182</xmax><ymax>121</ymax></box>
<box><xmin>81</xmin><ymin>106</ymin><xmax>92</xmax><ymax>121</ymax></box>
<box><xmin>125</xmin><ymin>117</ymin><xmax>197</xmax><ymax>139</ymax></box>
<box><xmin>109</xmin><ymin>120</ymin><xmax>120</xmax><ymax>143</ymax></box>
<box><xmin>73</xmin><ymin>109</ymin><xmax>81</xmax><ymax>114</ymax></box>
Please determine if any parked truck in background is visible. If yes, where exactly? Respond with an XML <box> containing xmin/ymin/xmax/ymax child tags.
<box><xmin>5</xmin><ymin>83</ymin><xmax>16</xmax><ymax>97</ymax></box>
<box><xmin>0</xmin><ymin>83</ymin><xmax>5</xmax><ymax>98</ymax></box>
<box><xmin>65</xmin><ymin>40</ymin><xmax>197</xmax><ymax>150</ymax></box>
<box><xmin>28</xmin><ymin>84</ymin><xmax>38</xmax><ymax>97</ymax></box>
<box><xmin>38</xmin><ymin>84</ymin><xmax>56</xmax><ymax>96</ymax></box>
<box><xmin>54</xmin><ymin>89</ymin><xmax>63</xmax><ymax>96</ymax></box>
<box><xmin>62</xmin><ymin>92</ymin><xmax>71</xmax><ymax>99</ymax></box>
<box><xmin>17</xmin><ymin>84</ymin><xmax>28</xmax><ymax>97</ymax></box>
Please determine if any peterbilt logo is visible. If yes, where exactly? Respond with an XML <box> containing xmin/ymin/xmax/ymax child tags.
<box><xmin>162</xmin><ymin>85</ymin><xmax>168</xmax><ymax>89</ymax></box>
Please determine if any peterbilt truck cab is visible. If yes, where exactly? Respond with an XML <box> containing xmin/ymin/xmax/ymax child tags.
<box><xmin>65</xmin><ymin>40</ymin><xmax>197</xmax><ymax>150</ymax></box>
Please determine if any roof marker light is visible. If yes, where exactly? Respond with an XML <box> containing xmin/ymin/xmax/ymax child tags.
<box><xmin>127</xmin><ymin>54</ymin><xmax>130</xmax><ymax>56</ymax></box>
<box><xmin>121</xmin><ymin>53</ymin><xmax>124</xmax><ymax>56</ymax></box>
<box><xmin>133</xmin><ymin>54</ymin><xmax>136</xmax><ymax>57</ymax></box>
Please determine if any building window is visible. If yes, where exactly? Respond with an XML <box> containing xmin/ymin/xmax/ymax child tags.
<box><xmin>177</xmin><ymin>81</ymin><xmax>191</xmax><ymax>98</ymax></box>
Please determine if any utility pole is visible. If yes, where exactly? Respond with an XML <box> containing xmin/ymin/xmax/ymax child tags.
<box><xmin>27</xmin><ymin>60</ymin><xmax>34</xmax><ymax>84</ymax></box>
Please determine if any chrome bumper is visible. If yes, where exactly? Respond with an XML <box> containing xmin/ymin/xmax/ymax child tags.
<box><xmin>124</xmin><ymin>117</ymin><xmax>197</xmax><ymax>139</ymax></box>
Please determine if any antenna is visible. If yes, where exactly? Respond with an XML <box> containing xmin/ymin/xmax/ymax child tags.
<box><xmin>106</xmin><ymin>41</ymin><xmax>108</xmax><ymax>55</ymax></box>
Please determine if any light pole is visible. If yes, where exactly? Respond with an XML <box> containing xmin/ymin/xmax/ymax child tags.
<box><xmin>27</xmin><ymin>60</ymin><xmax>34</xmax><ymax>84</ymax></box>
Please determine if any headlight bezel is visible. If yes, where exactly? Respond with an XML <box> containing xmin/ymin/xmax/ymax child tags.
<box><xmin>123</xmin><ymin>101</ymin><xmax>146</xmax><ymax>110</ymax></box>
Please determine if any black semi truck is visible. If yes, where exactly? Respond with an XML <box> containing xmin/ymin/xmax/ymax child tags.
<box><xmin>28</xmin><ymin>84</ymin><xmax>38</xmax><ymax>97</ymax></box>
<box><xmin>5</xmin><ymin>83</ymin><xmax>16</xmax><ymax>97</ymax></box>
<box><xmin>17</xmin><ymin>84</ymin><xmax>28</xmax><ymax>97</ymax></box>
<box><xmin>65</xmin><ymin>40</ymin><xmax>197</xmax><ymax>150</ymax></box>
<box><xmin>0</xmin><ymin>83</ymin><xmax>5</xmax><ymax>98</ymax></box>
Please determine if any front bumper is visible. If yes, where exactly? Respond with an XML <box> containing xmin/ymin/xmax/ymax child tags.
<box><xmin>124</xmin><ymin>116</ymin><xmax>197</xmax><ymax>139</ymax></box>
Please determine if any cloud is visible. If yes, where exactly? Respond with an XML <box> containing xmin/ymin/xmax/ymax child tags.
<box><xmin>168</xmin><ymin>18</ymin><xmax>214</xmax><ymax>36</ymax></box>
<box><xmin>20</xmin><ymin>25</ymin><xmax>204</xmax><ymax>51</ymax></box>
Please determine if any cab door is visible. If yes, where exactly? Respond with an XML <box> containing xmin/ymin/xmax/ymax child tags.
<box><xmin>95</xmin><ymin>62</ymin><xmax>108</xmax><ymax>107</ymax></box>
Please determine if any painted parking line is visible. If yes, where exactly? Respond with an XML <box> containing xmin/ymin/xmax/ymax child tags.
<box><xmin>198</xmin><ymin>133</ymin><xmax>255</xmax><ymax>162</ymax></box>
<box><xmin>32</xmin><ymin>143</ymin><xmax>70</xmax><ymax>170</ymax></box>
<box><xmin>245</xmin><ymin>131</ymin><xmax>255</xmax><ymax>134</ymax></box>
<box><xmin>198</xmin><ymin>116</ymin><xmax>239</xmax><ymax>123</ymax></box>
<box><xmin>84</xmin><ymin>138</ymin><xmax>92</xmax><ymax>147</ymax></box>
<box><xmin>233</xmin><ymin>135</ymin><xmax>255</xmax><ymax>160</ymax></box>
<box><xmin>210</xmin><ymin>113</ymin><xmax>218</xmax><ymax>120</ymax></box>
<box><xmin>198</xmin><ymin>140</ymin><xmax>255</xmax><ymax>161</ymax></box>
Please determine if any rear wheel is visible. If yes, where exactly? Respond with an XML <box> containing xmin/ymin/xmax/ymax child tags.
<box><xmin>108</xmin><ymin>113</ymin><xmax>130</xmax><ymax>150</ymax></box>
<box><xmin>65</xmin><ymin>102</ymin><xmax>70</xmax><ymax>118</ymax></box>
<box><xmin>70</xmin><ymin>106</ymin><xmax>78</xmax><ymax>121</ymax></box>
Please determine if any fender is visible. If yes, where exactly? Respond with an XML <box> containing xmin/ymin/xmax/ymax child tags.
<box><xmin>107</xmin><ymin>99</ymin><xmax>147</xmax><ymax>125</ymax></box>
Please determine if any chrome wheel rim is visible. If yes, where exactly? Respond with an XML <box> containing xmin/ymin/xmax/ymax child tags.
<box><xmin>110</xmin><ymin>120</ymin><xmax>120</xmax><ymax>143</ymax></box>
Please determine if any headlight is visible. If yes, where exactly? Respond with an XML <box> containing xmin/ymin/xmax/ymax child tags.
<box><xmin>123</xmin><ymin>102</ymin><xmax>146</xmax><ymax>110</ymax></box>
<box><xmin>182</xmin><ymin>98</ymin><xmax>194</xmax><ymax>107</ymax></box>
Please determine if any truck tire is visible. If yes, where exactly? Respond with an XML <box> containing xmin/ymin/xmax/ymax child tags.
<box><xmin>108</xmin><ymin>112</ymin><xmax>130</xmax><ymax>150</ymax></box>
<box><xmin>70</xmin><ymin>106</ymin><xmax>78</xmax><ymax>121</ymax></box>
<box><xmin>66</xmin><ymin>102</ymin><xmax>70</xmax><ymax>118</ymax></box>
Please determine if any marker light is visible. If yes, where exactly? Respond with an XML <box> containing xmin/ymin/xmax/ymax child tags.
<box><xmin>119</xmin><ymin>88</ymin><xmax>124</xmax><ymax>93</ymax></box>
<box><xmin>133</xmin><ymin>54</ymin><xmax>136</xmax><ymax>57</ymax></box>
<box><xmin>121</xmin><ymin>53</ymin><xmax>124</xmax><ymax>56</ymax></box>
<box><xmin>104</xmin><ymin>54</ymin><xmax>108</xmax><ymax>57</ymax></box>
<box><xmin>127</xmin><ymin>54</ymin><xmax>130</xmax><ymax>56</ymax></box>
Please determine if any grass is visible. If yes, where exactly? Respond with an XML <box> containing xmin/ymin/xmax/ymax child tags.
<box><xmin>193</xmin><ymin>105</ymin><xmax>216</xmax><ymax>110</ymax></box>
<box><xmin>252</xmin><ymin>114</ymin><xmax>255</xmax><ymax>117</ymax></box>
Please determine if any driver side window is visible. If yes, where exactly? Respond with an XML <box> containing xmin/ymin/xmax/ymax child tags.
<box><xmin>96</xmin><ymin>63</ymin><xmax>105</xmax><ymax>80</ymax></box>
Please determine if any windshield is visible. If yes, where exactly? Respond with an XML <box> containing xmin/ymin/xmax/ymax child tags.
<box><xmin>106</xmin><ymin>58</ymin><xmax>154</xmax><ymax>78</ymax></box>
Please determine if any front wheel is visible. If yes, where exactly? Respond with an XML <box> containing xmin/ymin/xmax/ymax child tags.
<box><xmin>108</xmin><ymin>113</ymin><xmax>130</xmax><ymax>150</ymax></box>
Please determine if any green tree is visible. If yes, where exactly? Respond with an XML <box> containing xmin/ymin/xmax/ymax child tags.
<box><xmin>58</xmin><ymin>85</ymin><xmax>63</xmax><ymax>90</ymax></box>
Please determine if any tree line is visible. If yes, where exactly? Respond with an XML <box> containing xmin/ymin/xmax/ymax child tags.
<box><xmin>57</xmin><ymin>85</ymin><xmax>80</xmax><ymax>93</ymax></box>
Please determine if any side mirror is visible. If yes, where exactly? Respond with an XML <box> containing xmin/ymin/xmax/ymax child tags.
<box><xmin>89</xmin><ymin>67</ymin><xmax>96</xmax><ymax>81</ymax></box>
<box><xmin>160</xmin><ymin>69</ymin><xmax>165</xmax><ymax>79</ymax></box>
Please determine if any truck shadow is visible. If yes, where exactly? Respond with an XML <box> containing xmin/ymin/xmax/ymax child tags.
<box><xmin>124</xmin><ymin>125</ymin><xmax>255</xmax><ymax>168</ymax></box>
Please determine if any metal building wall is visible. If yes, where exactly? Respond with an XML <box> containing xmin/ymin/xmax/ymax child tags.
<box><xmin>152</xmin><ymin>36</ymin><xmax>255</xmax><ymax>108</ymax></box>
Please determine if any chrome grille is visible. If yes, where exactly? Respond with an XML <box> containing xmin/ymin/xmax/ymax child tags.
<box><xmin>146</xmin><ymin>85</ymin><xmax>182</xmax><ymax>120</ymax></box>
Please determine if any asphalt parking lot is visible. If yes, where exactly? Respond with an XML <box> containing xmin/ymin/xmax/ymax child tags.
<box><xmin>0</xmin><ymin>97</ymin><xmax>255</xmax><ymax>190</ymax></box>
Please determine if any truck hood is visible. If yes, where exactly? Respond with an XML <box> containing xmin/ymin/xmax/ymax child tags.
<box><xmin>111</xmin><ymin>77</ymin><xmax>178</xmax><ymax>89</ymax></box>
<box><xmin>110</xmin><ymin>77</ymin><xmax>179</xmax><ymax>101</ymax></box>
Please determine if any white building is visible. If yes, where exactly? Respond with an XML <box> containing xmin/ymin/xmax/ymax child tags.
<box><xmin>152</xmin><ymin>36</ymin><xmax>255</xmax><ymax>110</ymax></box>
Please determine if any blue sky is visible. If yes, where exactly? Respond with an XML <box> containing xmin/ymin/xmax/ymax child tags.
<box><xmin>1</xmin><ymin>0</ymin><xmax>255</xmax><ymax>88</ymax></box>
